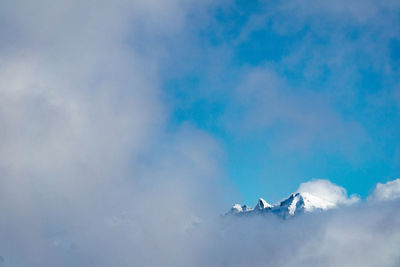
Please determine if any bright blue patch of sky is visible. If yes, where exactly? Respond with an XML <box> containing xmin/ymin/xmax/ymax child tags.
<box><xmin>162</xmin><ymin>0</ymin><xmax>400</xmax><ymax>205</ymax></box>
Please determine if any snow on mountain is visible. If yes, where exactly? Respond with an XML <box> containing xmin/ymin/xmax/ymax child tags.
<box><xmin>228</xmin><ymin>191</ymin><xmax>339</xmax><ymax>218</ymax></box>
<box><xmin>255</xmin><ymin>198</ymin><xmax>272</xmax><ymax>210</ymax></box>
<box><xmin>228</xmin><ymin>179</ymin><xmax>360</xmax><ymax>218</ymax></box>
<box><xmin>228</xmin><ymin>204</ymin><xmax>253</xmax><ymax>214</ymax></box>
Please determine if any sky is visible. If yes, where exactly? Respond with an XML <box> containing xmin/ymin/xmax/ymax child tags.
<box><xmin>162</xmin><ymin>0</ymin><xmax>400</xmax><ymax>204</ymax></box>
<box><xmin>0</xmin><ymin>0</ymin><xmax>400</xmax><ymax>266</ymax></box>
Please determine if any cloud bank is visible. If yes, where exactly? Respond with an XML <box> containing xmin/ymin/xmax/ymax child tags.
<box><xmin>0</xmin><ymin>1</ymin><xmax>224</xmax><ymax>266</ymax></box>
<box><xmin>202</xmin><ymin>196</ymin><xmax>400</xmax><ymax>267</ymax></box>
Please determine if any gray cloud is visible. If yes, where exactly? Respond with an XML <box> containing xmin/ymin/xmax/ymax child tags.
<box><xmin>199</xmin><ymin>198</ymin><xmax>400</xmax><ymax>267</ymax></box>
<box><xmin>369</xmin><ymin>178</ymin><xmax>400</xmax><ymax>202</ymax></box>
<box><xmin>0</xmin><ymin>1</ymin><xmax>225</xmax><ymax>266</ymax></box>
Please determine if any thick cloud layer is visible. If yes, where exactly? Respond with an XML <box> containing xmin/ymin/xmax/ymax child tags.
<box><xmin>198</xmin><ymin>180</ymin><xmax>400</xmax><ymax>266</ymax></box>
<box><xmin>200</xmin><ymin>198</ymin><xmax>400</xmax><ymax>267</ymax></box>
<box><xmin>0</xmin><ymin>1</ymin><xmax>224</xmax><ymax>266</ymax></box>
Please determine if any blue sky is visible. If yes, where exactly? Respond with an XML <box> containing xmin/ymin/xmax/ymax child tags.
<box><xmin>163</xmin><ymin>0</ymin><xmax>400</xmax><ymax>204</ymax></box>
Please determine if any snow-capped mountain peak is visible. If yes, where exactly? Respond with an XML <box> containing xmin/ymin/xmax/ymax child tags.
<box><xmin>230</xmin><ymin>204</ymin><xmax>243</xmax><ymax>213</ymax></box>
<box><xmin>228</xmin><ymin>204</ymin><xmax>253</xmax><ymax>214</ymax></box>
<box><xmin>228</xmin><ymin>191</ymin><xmax>339</xmax><ymax>218</ymax></box>
<box><xmin>255</xmin><ymin>198</ymin><xmax>272</xmax><ymax>210</ymax></box>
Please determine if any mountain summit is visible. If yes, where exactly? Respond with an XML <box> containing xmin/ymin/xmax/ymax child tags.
<box><xmin>255</xmin><ymin>198</ymin><xmax>272</xmax><ymax>210</ymax></box>
<box><xmin>228</xmin><ymin>191</ymin><xmax>337</xmax><ymax>218</ymax></box>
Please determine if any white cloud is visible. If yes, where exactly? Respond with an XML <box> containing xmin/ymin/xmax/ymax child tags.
<box><xmin>297</xmin><ymin>179</ymin><xmax>360</xmax><ymax>206</ymax></box>
<box><xmin>369</xmin><ymin>178</ymin><xmax>400</xmax><ymax>202</ymax></box>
